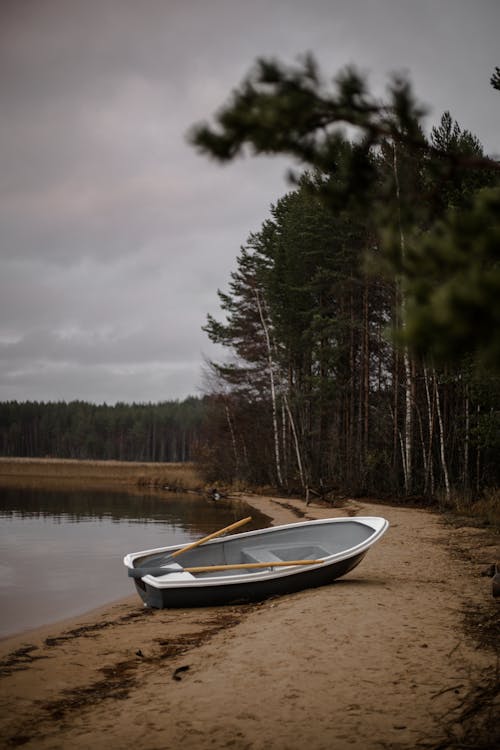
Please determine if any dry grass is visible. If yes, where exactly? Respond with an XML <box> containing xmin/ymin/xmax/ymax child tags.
<box><xmin>438</xmin><ymin>486</ymin><xmax>500</xmax><ymax>530</ymax></box>
<box><xmin>469</xmin><ymin>488</ymin><xmax>500</xmax><ymax>528</ymax></box>
<box><xmin>0</xmin><ymin>458</ymin><xmax>204</xmax><ymax>492</ymax></box>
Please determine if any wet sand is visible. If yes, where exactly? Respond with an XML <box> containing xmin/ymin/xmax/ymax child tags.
<box><xmin>0</xmin><ymin>495</ymin><xmax>498</xmax><ymax>749</ymax></box>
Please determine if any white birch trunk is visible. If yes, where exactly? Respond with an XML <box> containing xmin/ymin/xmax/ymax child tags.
<box><xmin>262</xmin><ymin>293</ymin><xmax>307</xmax><ymax>495</ymax></box>
<box><xmin>434</xmin><ymin>375</ymin><xmax>451</xmax><ymax>503</ymax></box>
<box><xmin>415</xmin><ymin>404</ymin><xmax>428</xmax><ymax>487</ymax></box>
<box><xmin>463</xmin><ymin>384</ymin><xmax>470</xmax><ymax>490</ymax></box>
<box><xmin>423</xmin><ymin>364</ymin><xmax>436</xmax><ymax>495</ymax></box>
<box><xmin>283</xmin><ymin>391</ymin><xmax>307</xmax><ymax>495</ymax></box>
<box><xmin>393</xmin><ymin>145</ymin><xmax>413</xmax><ymax>494</ymax></box>
<box><xmin>224</xmin><ymin>400</ymin><xmax>239</xmax><ymax>472</ymax></box>
<box><xmin>253</xmin><ymin>287</ymin><xmax>283</xmax><ymax>487</ymax></box>
<box><xmin>476</xmin><ymin>404</ymin><xmax>481</xmax><ymax>493</ymax></box>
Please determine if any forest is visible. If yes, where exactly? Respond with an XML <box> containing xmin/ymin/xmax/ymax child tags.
<box><xmin>2</xmin><ymin>61</ymin><xmax>499</xmax><ymax>512</ymax></box>
<box><xmin>190</xmin><ymin>59</ymin><xmax>500</xmax><ymax>506</ymax></box>
<box><xmin>0</xmin><ymin>398</ymin><xmax>205</xmax><ymax>463</ymax></box>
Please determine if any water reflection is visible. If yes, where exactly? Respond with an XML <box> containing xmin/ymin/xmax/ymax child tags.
<box><xmin>0</xmin><ymin>485</ymin><xmax>268</xmax><ymax>638</ymax></box>
<box><xmin>0</xmin><ymin>485</ymin><xmax>255</xmax><ymax>525</ymax></box>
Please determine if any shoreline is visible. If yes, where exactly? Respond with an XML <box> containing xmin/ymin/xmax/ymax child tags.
<box><xmin>0</xmin><ymin>469</ymin><xmax>269</xmax><ymax>642</ymax></box>
<box><xmin>0</xmin><ymin>493</ymin><xmax>308</xmax><ymax>647</ymax></box>
<box><xmin>0</xmin><ymin>593</ymin><xmax>138</xmax><ymax>647</ymax></box>
<box><xmin>0</xmin><ymin>492</ymin><xmax>498</xmax><ymax>748</ymax></box>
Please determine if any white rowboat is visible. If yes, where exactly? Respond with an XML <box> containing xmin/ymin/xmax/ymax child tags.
<box><xmin>124</xmin><ymin>515</ymin><xmax>389</xmax><ymax>608</ymax></box>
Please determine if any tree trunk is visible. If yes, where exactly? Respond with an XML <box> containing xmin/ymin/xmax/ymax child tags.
<box><xmin>224</xmin><ymin>400</ymin><xmax>240</xmax><ymax>473</ymax></box>
<box><xmin>254</xmin><ymin>287</ymin><xmax>283</xmax><ymax>487</ymax></box>
<box><xmin>463</xmin><ymin>383</ymin><xmax>470</xmax><ymax>490</ymax></box>
<box><xmin>435</xmin><ymin>374</ymin><xmax>451</xmax><ymax>503</ymax></box>
<box><xmin>423</xmin><ymin>364</ymin><xmax>436</xmax><ymax>495</ymax></box>
<box><xmin>393</xmin><ymin>144</ymin><xmax>413</xmax><ymax>494</ymax></box>
<box><xmin>283</xmin><ymin>391</ymin><xmax>307</xmax><ymax>494</ymax></box>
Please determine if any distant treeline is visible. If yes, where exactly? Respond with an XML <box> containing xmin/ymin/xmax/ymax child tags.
<box><xmin>0</xmin><ymin>398</ymin><xmax>206</xmax><ymax>462</ymax></box>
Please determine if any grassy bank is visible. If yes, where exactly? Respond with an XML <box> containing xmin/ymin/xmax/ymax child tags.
<box><xmin>0</xmin><ymin>458</ymin><xmax>205</xmax><ymax>492</ymax></box>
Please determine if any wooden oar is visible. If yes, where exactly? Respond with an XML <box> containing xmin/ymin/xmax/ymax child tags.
<box><xmin>128</xmin><ymin>516</ymin><xmax>253</xmax><ymax>578</ymax></box>
<box><xmin>169</xmin><ymin>516</ymin><xmax>253</xmax><ymax>559</ymax></box>
<box><xmin>130</xmin><ymin>559</ymin><xmax>324</xmax><ymax>578</ymax></box>
<box><xmin>185</xmin><ymin>560</ymin><xmax>324</xmax><ymax>573</ymax></box>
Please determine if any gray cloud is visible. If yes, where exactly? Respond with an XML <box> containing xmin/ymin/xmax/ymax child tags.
<box><xmin>1</xmin><ymin>0</ymin><xmax>498</xmax><ymax>403</ymax></box>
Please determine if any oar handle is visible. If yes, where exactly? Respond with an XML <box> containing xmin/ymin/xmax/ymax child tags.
<box><xmin>170</xmin><ymin>516</ymin><xmax>252</xmax><ymax>559</ymax></box>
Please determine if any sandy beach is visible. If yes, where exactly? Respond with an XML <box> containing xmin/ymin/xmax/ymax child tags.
<box><xmin>0</xmin><ymin>494</ymin><xmax>498</xmax><ymax>750</ymax></box>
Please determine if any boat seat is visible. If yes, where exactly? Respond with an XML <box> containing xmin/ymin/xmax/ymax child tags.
<box><xmin>242</xmin><ymin>542</ymin><xmax>330</xmax><ymax>565</ymax></box>
<box><xmin>241</xmin><ymin>547</ymin><xmax>283</xmax><ymax>565</ymax></box>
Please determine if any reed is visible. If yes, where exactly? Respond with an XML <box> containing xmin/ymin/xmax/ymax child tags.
<box><xmin>0</xmin><ymin>458</ymin><xmax>204</xmax><ymax>492</ymax></box>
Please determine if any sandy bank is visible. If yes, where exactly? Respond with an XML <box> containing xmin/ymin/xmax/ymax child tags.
<box><xmin>0</xmin><ymin>494</ymin><xmax>498</xmax><ymax>749</ymax></box>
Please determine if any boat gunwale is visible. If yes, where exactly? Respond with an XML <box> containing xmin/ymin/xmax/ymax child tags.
<box><xmin>124</xmin><ymin>516</ymin><xmax>389</xmax><ymax>589</ymax></box>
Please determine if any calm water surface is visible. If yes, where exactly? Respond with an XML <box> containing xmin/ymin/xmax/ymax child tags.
<box><xmin>0</xmin><ymin>485</ymin><xmax>267</xmax><ymax>638</ymax></box>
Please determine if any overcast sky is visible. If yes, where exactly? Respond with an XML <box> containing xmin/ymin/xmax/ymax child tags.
<box><xmin>1</xmin><ymin>0</ymin><xmax>498</xmax><ymax>404</ymax></box>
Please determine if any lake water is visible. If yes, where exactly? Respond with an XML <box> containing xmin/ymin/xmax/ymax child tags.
<box><xmin>0</xmin><ymin>485</ymin><xmax>267</xmax><ymax>639</ymax></box>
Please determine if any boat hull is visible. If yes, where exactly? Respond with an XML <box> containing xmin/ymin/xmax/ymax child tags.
<box><xmin>133</xmin><ymin>550</ymin><xmax>367</xmax><ymax>608</ymax></box>
<box><xmin>124</xmin><ymin>516</ymin><xmax>388</xmax><ymax>608</ymax></box>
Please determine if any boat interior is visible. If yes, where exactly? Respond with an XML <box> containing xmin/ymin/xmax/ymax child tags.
<box><xmin>134</xmin><ymin>520</ymin><xmax>376</xmax><ymax>579</ymax></box>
